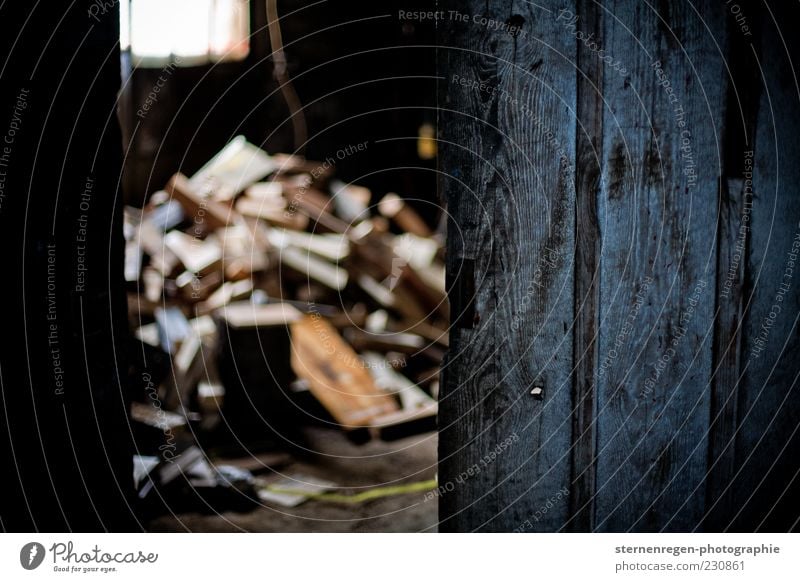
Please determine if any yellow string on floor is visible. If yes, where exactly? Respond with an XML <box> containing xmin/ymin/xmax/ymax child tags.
<box><xmin>262</xmin><ymin>478</ymin><xmax>438</xmax><ymax>504</ymax></box>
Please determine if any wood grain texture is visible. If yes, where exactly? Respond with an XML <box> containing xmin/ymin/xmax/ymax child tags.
<box><xmin>592</xmin><ymin>0</ymin><xmax>726</xmax><ymax>531</ymax></box>
<box><xmin>438</xmin><ymin>0</ymin><xmax>576</xmax><ymax>531</ymax></box>
<box><xmin>569</xmin><ymin>0</ymin><xmax>603</xmax><ymax>532</ymax></box>
<box><xmin>728</xmin><ymin>0</ymin><xmax>800</xmax><ymax>531</ymax></box>
<box><xmin>438</xmin><ymin>0</ymin><xmax>503</xmax><ymax>530</ymax></box>
<box><xmin>704</xmin><ymin>0</ymin><xmax>762</xmax><ymax>530</ymax></box>
<box><xmin>439</xmin><ymin>0</ymin><xmax>800</xmax><ymax>532</ymax></box>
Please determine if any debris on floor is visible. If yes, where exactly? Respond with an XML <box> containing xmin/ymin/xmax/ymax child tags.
<box><xmin>146</xmin><ymin>428</ymin><xmax>439</xmax><ymax>533</ymax></box>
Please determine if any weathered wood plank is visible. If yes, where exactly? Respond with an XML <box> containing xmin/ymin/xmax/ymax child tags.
<box><xmin>439</xmin><ymin>0</ymin><xmax>800</xmax><ymax>532</ymax></box>
<box><xmin>437</xmin><ymin>0</ymin><xmax>503</xmax><ymax>530</ymax></box>
<box><xmin>569</xmin><ymin>0</ymin><xmax>603</xmax><ymax>532</ymax></box>
<box><xmin>592</xmin><ymin>0</ymin><xmax>726</xmax><ymax>531</ymax></box>
<box><xmin>728</xmin><ymin>0</ymin><xmax>800</xmax><ymax>531</ymax></box>
<box><xmin>438</xmin><ymin>0</ymin><xmax>576</xmax><ymax>531</ymax></box>
<box><xmin>704</xmin><ymin>1</ymin><xmax>762</xmax><ymax>531</ymax></box>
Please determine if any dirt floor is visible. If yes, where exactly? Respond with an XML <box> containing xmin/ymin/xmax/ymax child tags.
<box><xmin>147</xmin><ymin>428</ymin><xmax>439</xmax><ymax>532</ymax></box>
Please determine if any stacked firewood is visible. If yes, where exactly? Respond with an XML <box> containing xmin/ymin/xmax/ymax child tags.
<box><xmin>125</xmin><ymin>137</ymin><xmax>446</xmax><ymax>449</ymax></box>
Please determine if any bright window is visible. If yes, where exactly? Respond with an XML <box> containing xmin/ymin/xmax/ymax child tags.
<box><xmin>120</xmin><ymin>0</ymin><xmax>250</xmax><ymax>66</ymax></box>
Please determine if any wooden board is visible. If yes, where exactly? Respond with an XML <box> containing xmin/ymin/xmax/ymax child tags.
<box><xmin>438</xmin><ymin>0</ymin><xmax>576</xmax><ymax>531</ymax></box>
<box><xmin>289</xmin><ymin>314</ymin><xmax>399</xmax><ymax>429</ymax></box>
<box><xmin>724</xmin><ymin>2</ymin><xmax>800</xmax><ymax>531</ymax></box>
<box><xmin>378</xmin><ymin>193</ymin><xmax>432</xmax><ymax>237</ymax></box>
<box><xmin>163</xmin><ymin>229</ymin><xmax>222</xmax><ymax>275</ymax></box>
<box><xmin>235</xmin><ymin>196</ymin><xmax>309</xmax><ymax>230</ymax></box>
<box><xmin>218</xmin><ymin>301</ymin><xmax>302</xmax><ymax>329</ymax></box>
<box><xmin>590</xmin><ymin>1</ymin><xmax>726</xmax><ymax>532</ymax></box>
<box><xmin>165</xmin><ymin>172</ymin><xmax>237</xmax><ymax>230</ymax></box>
<box><xmin>702</xmin><ymin>3</ymin><xmax>762</xmax><ymax>531</ymax></box>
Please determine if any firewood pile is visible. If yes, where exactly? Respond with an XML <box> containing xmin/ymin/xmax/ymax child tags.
<box><xmin>125</xmin><ymin>137</ymin><xmax>446</xmax><ymax>464</ymax></box>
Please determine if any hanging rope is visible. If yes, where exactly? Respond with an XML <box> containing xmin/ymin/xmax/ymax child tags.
<box><xmin>267</xmin><ymin>0</ymin><xmax>308</xmax><ymax>156</ymax></box>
